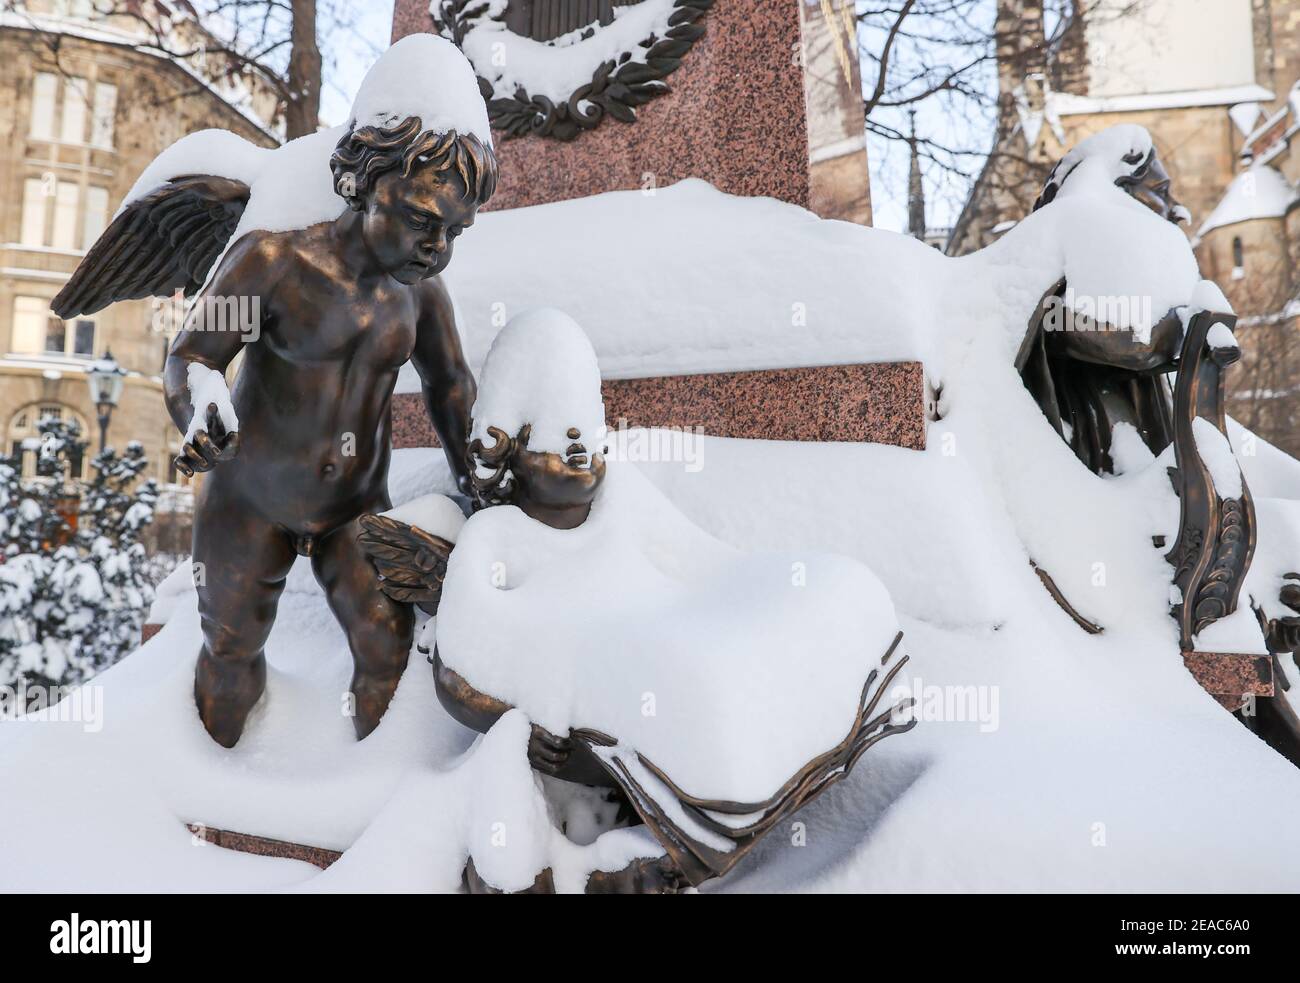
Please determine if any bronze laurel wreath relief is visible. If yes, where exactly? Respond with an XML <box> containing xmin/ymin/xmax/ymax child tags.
<box><xmin>432</xmin><ymin>0</ymin><xmax>715</xmax><ymax>141</ymax></box>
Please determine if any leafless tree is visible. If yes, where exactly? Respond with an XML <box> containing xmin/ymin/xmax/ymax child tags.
<box><xmin>1223</xmin><ymin>258</ymin><xmax>1300</xmax><ymax>458</ymax></box>
<box><xmin>2</xmin><ymin>0</ymin><xmax>380</xmax><ymax>138</ymax></box>
<box><xmin>857</xmin><ymin>1</ymin><xmax>1138</xmax><ymax>230</ymax></box>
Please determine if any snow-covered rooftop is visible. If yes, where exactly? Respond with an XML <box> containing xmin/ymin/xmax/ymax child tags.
<box><xmin>1049</xmin><ymin>83</ymin><xmax>1275</xmax><ymax>117</ymax></box>
<box><xmin>1195</xmin><ymin>164</ymin><xmax>1298</xmax><ymax>240</ymax></box>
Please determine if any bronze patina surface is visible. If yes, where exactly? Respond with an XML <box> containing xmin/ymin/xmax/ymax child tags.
<box><xmin>54</xmin><ymin>117</ymin><xmax>498</xmax><ymax>747</ymax></box>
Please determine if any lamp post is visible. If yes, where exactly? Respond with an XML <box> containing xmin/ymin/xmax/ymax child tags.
<box><xmin>87</xmin><ymin>349</ymin><xmax>126</xmax><ymax>453</ymax></box>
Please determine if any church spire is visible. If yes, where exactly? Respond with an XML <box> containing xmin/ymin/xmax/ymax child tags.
<box><xmin>907</xmin><ymin>110</ymin><xmax>927</xmax><ymax>240</ymax></box>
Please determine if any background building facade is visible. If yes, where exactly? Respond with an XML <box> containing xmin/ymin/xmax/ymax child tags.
<box><xmin>0</xmin><ymin>0</ymin><xmax>279</xmax><ymax>515</ymax></box>
<box><xmin>949</xmin><ymin>0</ymin><xmax>1300</xmax><ymax>456</ymax></box>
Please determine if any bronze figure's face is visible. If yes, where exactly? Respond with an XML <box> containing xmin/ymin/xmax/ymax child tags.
<box><xmin>512</xmin><ymin>444</ymin><xmax>606</xmax><ymax>514</ymax></box>
<box><xmin>361</xmin><ymin>167</ymin><xmax>479</xmax><ymax>284</ymax></box>
<box><xmin>469</xmin><ymin>423</ymin><xmax>607</xmax><ymax>529</ymax></box>
<box><xmin>329</xmin><ymin>116</ymin><xmax>499</xmax><ymax>284</ymax></box>
<box><xmin>1118</xmin><ymin>150</ymin><xmax>1184</xmax><ymax>224</ymax></box>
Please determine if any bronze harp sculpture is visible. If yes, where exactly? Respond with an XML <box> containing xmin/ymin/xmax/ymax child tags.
<box><xmin>1018</xmin><ymin>139</ymin><xmax>1300</xmax><ymax>758</ymax></box>
<box><xmin>50</xmin><ymin>37</ymin><xmax>500</xmax><ymax>748</ymax></box>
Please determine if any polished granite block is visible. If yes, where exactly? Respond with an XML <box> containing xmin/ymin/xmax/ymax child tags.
<box><xmin>391</xmin><ymin>361</ymin><xmax>928</xmax><ymax>450</ymax></box>
<box><xmin>1183</xmin><ymin>650</ymin><xmax>1274</xmax><ymax>712</ymax></box>
<box><xmin>391</xmin><ymin>0</ymin><xmax>812</xmax><ymax>211</ymax></box>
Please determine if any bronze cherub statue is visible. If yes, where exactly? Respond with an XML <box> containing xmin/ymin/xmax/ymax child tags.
<box><xmin>52</xmin><ymin>35</ymin><xmax>498</xmax><ymax>747</ymax></box>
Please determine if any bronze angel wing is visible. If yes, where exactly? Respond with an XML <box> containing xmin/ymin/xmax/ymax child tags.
<box><xmin>51</xmin><ymin>174</ymin><xmax>250</xmax><ymax>319</ymax></box>
<box><xmin>357</xmin><ymin>513</ymin><xmax>455</xmax><ymax>616</ymax></box>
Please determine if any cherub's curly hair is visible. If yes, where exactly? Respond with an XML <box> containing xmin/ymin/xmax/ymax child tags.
<box><xmin>467</xmin><ymin>424</ymin><xmax>529</xmax><ymax>510</ymax></box>
<box><xmin>329</xmin><ymin>115</ymin><xmax>498</xmax><ymax>210</ymax></box>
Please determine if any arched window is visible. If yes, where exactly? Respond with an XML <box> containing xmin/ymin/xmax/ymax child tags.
<box><xmin>8</xmin><ymin>403</ymin><xmax>90</xmax><ymax>480</ymax></box>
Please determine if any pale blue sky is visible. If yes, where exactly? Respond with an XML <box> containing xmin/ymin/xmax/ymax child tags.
<box><xmin>317</xmin><ymin>0</ymin><xmax>395</xmax><ymax>127</ymax></box>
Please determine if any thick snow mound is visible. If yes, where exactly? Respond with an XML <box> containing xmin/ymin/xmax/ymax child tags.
<box><xmin>349</xmin><ymin>33</ymin><xmax>492</xmax><ymax>144</ymax></box>
<box><xmin>438</xmin><ymin>179</ymin><xmax>943</xmax><ymax>381</ymax></box>
<box><xmin>470</xmin><ymin>309</ymin><xmax>607</xmax><ymax>457</ymax></box>
<box><xmin>1047</xmin><ymin>124</ymin><xmax>1153</xmax><ymax>202</ymax></box>
<box><xmin>437</xmin><ymin>463</ymin><xmax>903</xmax><ymax>804</ymax></box>
<box><xmin>422</xmin><ymin>172</ymin><xmax>1203</xmax><ymax>386</ymax></box>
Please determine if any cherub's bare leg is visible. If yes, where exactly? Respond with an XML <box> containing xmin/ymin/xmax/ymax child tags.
<box><xmin>193</xmin><ymin>492</ymin><xmax>296</xmax><ymax>748</ymax></box>
<box><xmin>313</xmin><ymin>515</ymin><xmax>414</xmax><ymax>739</ymax></box>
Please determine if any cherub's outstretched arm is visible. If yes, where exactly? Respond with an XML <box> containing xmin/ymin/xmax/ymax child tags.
<box><xmin>412</xmin><ymin>276</ymin><xmax>476</xmax><ymax>493</ymax></box>
<box><xmin>163</xmin><ymin>235</ymin><xmax>270</xmax><ymax>475</ymax></box>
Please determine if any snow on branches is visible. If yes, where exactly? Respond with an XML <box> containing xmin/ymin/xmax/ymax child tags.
<box><xmin>0</xmin><ymin>416</ymin><xmax>159</xmax><ymax>691</ymax></box>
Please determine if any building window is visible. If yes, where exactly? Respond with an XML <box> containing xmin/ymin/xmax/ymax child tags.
<box><xmin>20</xmin><ymin>177</ymin><xmax>48</xmax><ymax>246</ymax></box>
<box><xmin>8</xmin><ymin>404</ymin><xmax>90</xmax><ymax>480</ymax></box>
<box><xmin>28</xmin><ymin>72</ymin><xmax>113</xmax><ymax>148</ymax></box>
<box><xmin>9</xmin><ymin>297</ymin><xmax>94</xmax><ymax>358</ymax></box>
<box><xmin>1231</xmin><ymin>236</ymin><xmax>1245</xmax><ymax>280</ymax></box>
<box><xmin>90</xmin><ymin>82</ymin><xmax>117</xmax><ymax>149</ymax></box>
<box><xmin>73</xmin><ymin>319</ymin><xmax>96</xmax><ymax>356</ymax></box>
<box><xmin>11</xmin><ymin>297</ymin><xmax>47</xmax><ymax>353</ymax></box>
<box><xmin>60</xmin><ymin>77</ymin><xmax>89</xmax><ymax>144</ymax></box>
<box><xmin>29</xmin><ymin>72</ymin><xmax>57</xmax><ymax>140</ymax></box>
<box><xmin>19</xmin><ymin>178</ymin><xmax>103</xmax><ymax>252</ymax></box>
<box><xmin>82</xmin><ymin>186</ymin><xmax>108</xmax><ymax>249</ymax></box>
<box><xmin>52</xmin><ymin>181</ymin><xmax>80</xmax><ymax>249</ymax></box>
<box><xmin>43</xmin><ymin>317</ymin><xmax>94</xmax><ymax>357</ymax></box>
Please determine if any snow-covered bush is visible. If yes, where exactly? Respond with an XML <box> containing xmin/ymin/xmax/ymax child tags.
<box><xmin>0</xmin><ymin>417</ymin><xmax>158</xmax><ymax>689</ymax></box>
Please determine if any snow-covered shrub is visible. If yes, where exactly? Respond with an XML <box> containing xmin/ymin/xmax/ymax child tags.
<box><xmin>0</xmin><ymin>417</ymin><xmax>158</xmax><ymax>689</ymax></box>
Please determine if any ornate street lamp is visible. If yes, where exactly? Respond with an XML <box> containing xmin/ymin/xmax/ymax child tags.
<box><xmin>86</xmin><ymin>349</ymin><xmax>127</xmax><ymax>452</ymax></box>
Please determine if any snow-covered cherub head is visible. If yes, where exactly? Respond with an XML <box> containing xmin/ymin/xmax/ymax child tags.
<box><xmin>329</xmin><ymin>34</ymin><xmax>499</xmax><ymax>284</ymax></box>
<box><xmin>468</xmin><ymin>309</ymin><xmax>609</xmax><ymax>529</ymax></box>
<box><xmin>1034</xmin><ymin>124</ymin><xmax>1190</xmax><ymax>225</ymax></box>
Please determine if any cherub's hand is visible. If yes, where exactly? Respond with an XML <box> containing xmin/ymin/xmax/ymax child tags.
<box><xmin>527</xmin><ymin>724</ymin><xmax>572</xmax><ymax>776</ymax></box>
<box><xmin>175</xmin><ymin>402</ymin><xmax>240</xmax><ymax>477</ymax></box>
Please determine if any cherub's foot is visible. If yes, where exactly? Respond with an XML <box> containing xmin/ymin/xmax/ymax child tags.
<box><xmin>195</xmin><ymin>650</ymin><xmax>266</xmax><ymax>748</ymax></box>
<box><xmin>350</xmin><ymin>670</ymin><xmax>402</xmax><ymax>739</ymax></box>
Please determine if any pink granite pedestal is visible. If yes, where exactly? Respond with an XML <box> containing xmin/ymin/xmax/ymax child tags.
<box><xmin>392</xmin><ymin>361</ymin><xmax>928</xmax><ymax>451</ymax></box>
<box><xmin>392</xmin><ymin>0</ymin><xmax>871</xmax><ymax>222</ymax></box>
<box><xmin>1182</xmin><ymin>651</ymin><xmax>1274</xmax><ymax>711</ymax></box>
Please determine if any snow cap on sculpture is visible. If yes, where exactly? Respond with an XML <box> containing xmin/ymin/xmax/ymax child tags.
<box><xmin>472</xmin><ymin>308</ymin><xmax>607</xmax><ymax>459</ymax></box>
<box><xmin>348</xmin><ymin>33</ymin><xmax>493</xmax><ymax>145</ymax></box>
<box><xmin>1048</xmin><ymin>124</ymin><xmax>1153</xmax><ymax>197</ymax></box>
<box><xmin>1036</xmin><ymin>123</ymin><xmax>1189</xmax><ymax>224</ymax></box>
<box><xmin>331</xmin><ymin>34</ymin><xmax>499</xmax><ymax>213</ymax></box>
